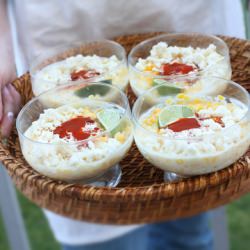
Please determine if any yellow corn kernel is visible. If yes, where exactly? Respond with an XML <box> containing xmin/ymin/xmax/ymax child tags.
<box><xmin>144</xmin><ymin>114</ymin><xmax>157</xmax><ymax>126</ymax></box>
<box><xmin>192</xmin><ymin>98</ymin><xmax>202</xmax><ymax>104</ymax></box>
<box><xmin>206</xmin><ymin>102</ymin><xmax>212</xmax><ymax>108</ymax></box>
<box><xmin>144</xmin><ymin>64</ymin><xmax>155</xmax><ymax>71</ymax></box>
<box><xmin>165</xmin><ymin>99</ymin><xmax>173</xmax><ymax>105</ymax></box>
<box><xmin>177</xmin><ymin>93</ymin><xmax>189</xmax><ymax>100</ymax></box>
<box><xmin>195</xmin><ymin>104</ymin><xmax>204</xmax><ymax>111</ymax></box>
<box><xmin>115</xmin><ymin>132</ymin><xmax>126</xmax><ymax>143</ymax></box>
<box><xmin>153</xmin><ymin>108</ymin><xmax>161</xmax><ymax>115</ymax></box>
<box><xmin>218</xmin><ymin>95</ymin><xmax>225</xmax><ymax>101</ymax></box>
<box><xmin>99</xmin><ymin>136</ymin><xmax>108</xmax><ymax>142</ymax></box>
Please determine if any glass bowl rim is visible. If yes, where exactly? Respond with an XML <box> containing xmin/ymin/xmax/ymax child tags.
<box><xmin>16</xmin><ymin>82</ymin><xmax>131</xmax><ymax>146</ymax></box>
<box><xmin>128</xmin><ymin>32</ymin><xmax>230</xmax><ymax>79</ymax></box>
<box><xmin>132</xmin><ymin>76</ymin><xmax>250</xmax><ymax>141</ymax></box>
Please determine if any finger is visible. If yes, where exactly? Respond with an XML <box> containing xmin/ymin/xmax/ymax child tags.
<box><xmin>7</xmin><ymin>83</ymin><xmax>18</xmax><ymax>98</ymax></box>
<box><xmin>3</xmin><ymin>85</ymin><xmax>20</xmax><ymax>115</ymax></box>
<box><xmin>0</xmin><ymin>111</ymin><xmax>14</xmax><ymax>138</ymax></box>
<box><xmin>2</xmin><ymin>86</ymin><xmax>13</xmax><ymax>113</ymax></box>
<box><xmin>6</xmin><ymin>84</ymin><xmax>22</xmax><ymax>113</ymax></box>
<box><xmin>0</xmin><ymin>86</ymin><xmax>3</xmax><ymax>121</ymax></box>
<box><xmin>1</xmin><ymin>86</ymin><xmax>15</xmax><ymax>138</ymax></box>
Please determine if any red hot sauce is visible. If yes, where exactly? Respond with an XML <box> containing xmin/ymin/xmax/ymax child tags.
<box><xmin>53</xmin><ymin>116</ymin><xmax>100</xmax><ymax>141</ymax></box>
<box><xmin>160</xmin><ymin>63</ymin><xmax>195</xmax><ymax>76</ymax></box>
<box><xmin>71</xmin><ymin>69</ymin><xmax>100</xmax><ymax>81</ymax></box>
<box><xmin>168</xmin><ymin>118</ymin><xmax>201</xmax><ymax>132</ymax></box>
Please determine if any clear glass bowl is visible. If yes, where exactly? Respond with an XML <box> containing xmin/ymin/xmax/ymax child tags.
<box><xmin>128</xmin><ymin>33</ymin><xmax>232</xmax><ymax>96</ymax></box>
<box><xmin>16</xmin><ymin>82</ymin><xmax>133</xmax><ymax>186</ymax></box>
<box><xmin>30</xmin><ymin>40</ymin><xmax>128</xmax><ymax>96</ymax></box>
<box><xmin>132</xmin><ymin>76</ymin><xmax>250</xmax><ymax>182</ymax></box>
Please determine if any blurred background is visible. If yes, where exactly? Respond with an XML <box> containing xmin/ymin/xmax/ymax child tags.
<box><xmin>0</xmin><ymin>1</ymin><xmax>250</xmax><ymax>250</ymax></box>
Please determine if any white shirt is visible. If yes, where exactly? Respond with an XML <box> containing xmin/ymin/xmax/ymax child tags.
<box><xmin>9</xmin><ymin>0</ymin><xmax>245</xmax><ymax>245</ymax></box>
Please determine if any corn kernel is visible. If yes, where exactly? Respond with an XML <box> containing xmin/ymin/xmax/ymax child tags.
<box><xmin>177</xmin><ymin>93</ymin><xmax>189</xmax><ymax>100</ymax></box>
<box><xmin>165</xmin><ymin>99</ymin><xmax>173</xmax><ymax>105</ymax></box>
<box><xmin>193</xmin><ymin>98</ymin><xmax>202</xmax><ymax>104</ymax></box>
<box><xmin>218</xmin><ymin>95</ymin><xmax>225</xmax><ymax>101</ymax></box>
<box><xmin>99</xmin><ymin>136</ymin><xmax>108</xmax><ymax>142</ymax></box>
<box><xmin>144</xmin><ymin>64</ymin><xmax>155</xmax><ymax>71</ymax></box>
<box><xmin>115</xmin><ymin>132</ymin><xmax>126</xmax><ymax>143</ymax></box>
<box><xmin>153</xmin><ymin>108</ymin><xmax>161</xmax><ymax>115</ymax></box>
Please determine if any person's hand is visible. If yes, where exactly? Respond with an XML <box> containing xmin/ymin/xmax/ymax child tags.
<box><xmin>0</xmin><ymin>71</ymin><xmax>22</xmax><ymax>139</ymax></box>
<box><xmin>0</xmin><ymin>0</ymin><xmax>22</xmax><ymax>141</ymax></box>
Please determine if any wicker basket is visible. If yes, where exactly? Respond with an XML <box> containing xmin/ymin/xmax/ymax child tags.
<box><xmin>1</xmin><ymin>33</ymin><xmax>250</xmax><ymax>225</ymax></box>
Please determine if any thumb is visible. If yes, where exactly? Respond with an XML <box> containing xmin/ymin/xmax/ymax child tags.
<box><xmin>0</xmin><ymin>111</ymin><xmax>14</xmax><ymax>139</ymax></box>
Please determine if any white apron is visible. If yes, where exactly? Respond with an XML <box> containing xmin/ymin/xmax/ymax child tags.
<box><xmin>9</xmin><ymin>0</ymin><xmax>245</xmax><ymax>245</ymax></box>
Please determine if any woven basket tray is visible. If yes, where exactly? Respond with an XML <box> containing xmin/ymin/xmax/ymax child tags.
<box><xmin>2</xmin><ymin>33</ymin><xmax>250</xmax><ymax>225</ymax></box>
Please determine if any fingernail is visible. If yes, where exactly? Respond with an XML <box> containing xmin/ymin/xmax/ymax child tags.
<box><xmin>7</xmin><ymin>112</ymin><xmax>14</xmax><ymax>119</ymax></box>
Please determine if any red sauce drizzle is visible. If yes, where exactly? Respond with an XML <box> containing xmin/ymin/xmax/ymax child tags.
<box><xmin>168</xmin><ymin>118</ymin><xmax>201</xmax><ymax>132</ymax></box>
<box><xmin>71</xmin><ymin>69</ymin><xmax>100</xmax><ymax>81</ymax></box>
<box><xmin>53</xmin><ymin>116</ymin><xmax>100</xmax><ymax>141</ymax></box>
<box><xmin>160</xmin><ymin>63</ymin><xmax>195</xmax><ymax>76</ymax></box>
<box><xmin>198</xmin><ymin>115</ymin><xmax>225</xmax><ymax>128</ymax></box>
<box><xmin>211</xmin><ymin>117</ymin><xmax>225</xmax><ymax>127</ymax></box>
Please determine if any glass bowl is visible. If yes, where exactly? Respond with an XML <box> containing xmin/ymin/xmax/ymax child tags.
<box><xmin>132</xmin><ymin>76</ymin><xmax>250</xmax><ymax>182</ymax></box>
<box><xmin>16</xmin><ymin>82</ymin><xmax>133</xmax><ymax>187</ymax></box>
<box><xmin>128</xmin><ymin>33</ymin><xmax>232</xmax><ymax>96</ymax></box>
<box><xmin>30</xmin><ymin>40</ymin><xmax>128</xmax><ymax>96</ymax></box>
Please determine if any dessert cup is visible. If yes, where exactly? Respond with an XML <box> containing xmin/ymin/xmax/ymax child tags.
<box><xmin>30</xmin><ymin>40</ymin><xmax>128</xmax><ymax>96</ymax></box>
<box><xmin>128</xmin><ymin>33</ymin><xmax>231</xmax><ymax>96</ymax></box>
<box><xmin>17</xmin><ymin>82</ymin><xmax>133</xmax><ymax>187</ymax></box>
<box><xmin>132</xmin><ymin>76</ymin><xmax>250</xmax><ymax>182</ymax></box>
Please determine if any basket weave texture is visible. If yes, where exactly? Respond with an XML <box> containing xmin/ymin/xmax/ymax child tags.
<box><xmin>1</xmin><ymin>33</ymin><xmax>250</xmax><ymax>224</ymax></box>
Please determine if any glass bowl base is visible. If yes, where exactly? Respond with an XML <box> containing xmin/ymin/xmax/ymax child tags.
<box><xmin>71</xmin><ymin>164</ymin><xmax>122</xmax><ymax>187</ymax></box>
<box><xmin>164</xmin><ymin>171</ymin><xmax>188</xmax><ymax>183</ymax></box>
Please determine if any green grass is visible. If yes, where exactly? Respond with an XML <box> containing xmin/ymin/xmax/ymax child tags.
<box><xmin>18</xmin><ymin>191</ymin><xmax>60</xmax><ymax>250</ymax></box>
<box><xmin>1</xmin><ymin>191</ymin><xmax>250</xmax><ymax>250</ymax></box>
<box><xmin>241</xmin><ymin>0</ymin><xmax>250</xmax><ymax>39</ymax></box>
<box><xmin>0</xmin><ymin>190</ymin><xmax>60</xmax><ymax>250</ymax></box>
<box><xmin>227</xmin><ymin>194</ymin><xmax>250</xmax><ymax>250</ymax></box>
<box><xmin>0</xmin><ymin>212</ymin><xmax>10</xmax><ymax>250</ymax></box>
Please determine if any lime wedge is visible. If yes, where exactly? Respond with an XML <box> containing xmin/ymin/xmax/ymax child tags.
<box><xmin>97</xmin><ymin>108</ymin><xmax>121</xmax><ymax>131</ymax></box>
<box><xmin>74</xmin><ymin>80</ymin><xmax>112</xmax><ymax>97</ymax></box>
<box><xmin>110</xmin><ymin>118</ymin><xmax>127</xmax><ymax>137</ymax></box>
<box><xmin>153</xmin><ymin>79</ymin><xmax>183</xmax><ymax>96</ymax></box>
<box><xmin>158</xmin><ymin>105</ymin><xmax>194</xmax><ymax>128</ymax></box>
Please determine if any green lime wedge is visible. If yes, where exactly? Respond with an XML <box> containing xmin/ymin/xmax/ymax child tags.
<box><xmin>110</xmin><ymin>118</ymin><xmax>127</xmax><ymax>137</ymax></box>
<box><xmin>153</xmin><ymin>79</ymin><xmax>183</xmax><ymax>96</ymax></box>
<box><xmin>100</xmin><ymin>79</ymin><xmax>112</xmax><ymax>84</ymax></box>
<box><xmin>97</xmin><ymin>108</ymin><xmax>121</xmax><ymax>131</ymax></box>
<box><xmin>74</xmin><ymin>79</ymin><xmax>112</xmax><ymax>97</ymax></box>
<box><xmin>158</xmin><ymin>105</ymin><xmax>194</xmax><ymax>128</ymax></box>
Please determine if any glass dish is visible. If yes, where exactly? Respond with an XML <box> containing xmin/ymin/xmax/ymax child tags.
<box><xmin>132</xmin><ymin>76</ymin><xmax>250</xmax><ymax>182</ymax></box>
<box><xmin>16</xmin><ymin>82</ymin><xmax>133</xmax><ymax>187</ymax></box>
<box><xmin>30</xmin><ymin>40</ymin><xmax>128</xmax><ymax>96</ymax></box>
<box><xmin>128</xmin><ymin>33</ymin><xmax>231</xmax><ymax>96</ymax></box>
